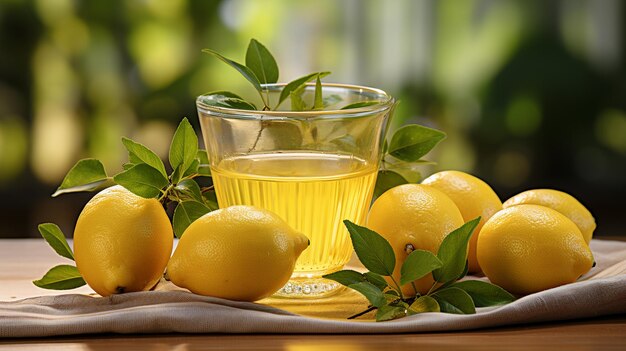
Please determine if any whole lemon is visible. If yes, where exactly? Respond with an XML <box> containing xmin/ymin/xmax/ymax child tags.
<box><xmin>503</xmin><ymin>189</ymin><xmax>596</xmax><ymax>244</ymax></box>
<box><xmin>74</xmin><ymin>185</ymin><xmax>173</xmax><ymax>296</ymax></box>
<box><xmin>477</xmin><ymin>204</ymin><xmax>594</xmax><ymax>295</ymax></box>
<box><xmin>367</xmin><ymin>184</ymin><xmax>464</xmax><ymax>296</ymax></box>
<box><xmin>422</xmin><ymin>170</ymin><xmax>502</xmax><ymax>273</ymax></box>
<box><xmin>167</xmin><ymin>206</ymin><xmax>310</xmax><ymax>301</ymax></box>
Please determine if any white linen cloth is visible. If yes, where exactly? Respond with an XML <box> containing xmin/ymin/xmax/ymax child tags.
<box><xmin>1</xmin><ymin>239</ymin><xmax>625</xmax><ymax>337</ymax></box>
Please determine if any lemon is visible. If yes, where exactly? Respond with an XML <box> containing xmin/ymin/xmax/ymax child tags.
<box><xmin>167</xmin><ymin>205</ymin><xmax>310</xmax><ymax>302</ymax></box>
<box><xmin>503</xmin><ymin>189</ymin><xmax>596</xmax><ymax>244</ymax></box>
<box><xmin>422</xmin><ymin>170</ymin><xmax>503</xmax><ymax>273</ymax></box>
<box><xmin>73</xmin><ymin>185</ymin><xmax>173</xmax><ymax>297</ymax></box>
<box><xmin>367</xmin><ymin>184</ymin><xmax>464</xmax><ymax>296</ymax></box>
<box><xmin>477</xmin><ymin>204</ymin><xmax>594</xmax><ymax>295</ymax></box>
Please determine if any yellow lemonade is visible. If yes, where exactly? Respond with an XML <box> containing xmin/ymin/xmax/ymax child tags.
<box><xmin>211</xmin><ymin>152</ymin><xmax>378</xmax><ymax>278</ymax></box>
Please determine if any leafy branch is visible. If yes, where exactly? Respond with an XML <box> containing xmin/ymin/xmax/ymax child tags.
<box><xmin>35</xmin><ymin>118</ymin><xmax>217</xmax><ymax>290</ymax></box>
<box><xmin>323</xmin><ymin>218</ymin><xmax>515</xmax><ymax>322</ymax></box>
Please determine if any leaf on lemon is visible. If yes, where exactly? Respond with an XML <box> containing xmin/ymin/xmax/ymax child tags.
<box><xmin>400</xmin><ymin>249</ymin><xmax>442</xmax><ymax>285</ymax></box>
<box><xmin>53</xmin><ymin>159</ymin><xmax>109</xmax><ymax>197</ymax></box>
<box><xmin>373</xmin><ymin>170</ymin><xmax>408</xmax><ymax>199</ymax></box>
<box><xmin>343</xmin><ymin>220</ymin><xmax>395</xmax><ymax>276</ymax></box>
<box><xmin>388</xmin><ymin>125</ymin><xmax>446</xmax><ymax>162</ymax></box>
<box><xmin>202</xmin><ymin>190</ymin><xmax>219</xmax><ymax>211</ymax></box>
<box><xmin>408</xmin><ymin>295</ymin><xmax>440</xmax><ymax>315</ymax></box>
<box><xmin>121</xmin><ymin>137</ymin><xmax>167</xmax><ymax>178</ymax></box>
<box><xmin>433</xmin><ymin>217</ymin><xmax>481</xmax><ymax>284</ymax></box>
<box><xmin>174</xmin><ymin>179</ymin><xmax>203</xmax><ymax>203</ymax></box>
<box><xmin>347</xmin><ymin>281</ymin><xmax>386</xmax><ymax>308</ymax></box>
<box><xmin>376</xmin><ymin>305</ymin><xmax>407</xmax><ymax>321</ymax></box>
<box><xmin>38</xmin><ymin>223</ymin><xmax>74</xmax><ymax>261</ymax></box>
<box><xmin>451</xmin><ymin>280</ymin><xmax>516</xmax><ymax>307</ymax></box>
<box><xmin>323</xmin><ymin>270</ymin><xmax>364</xmax><ymax>286</ymax></box>
<box><xmin>169</xmin><ymin>118</ymin><xmax>199</xmax><ymax>176</ymax></box>
<box><xmin>432</xmin><ymin>287</ymin><xmax>476</xmax><ymax>314</ymax></box>
<box><xmin>33</xmin><ymin>265</ymin><xmax>86</xmax><ymax>290</ymax></box>
<box><xmin>173</xmin><ymin>201</ymin><xmax>211</xmax><ymax>238</ymax></box>
<box><xmin>364</xmin><ymin>272</ymin><xmax>389</xmax><ymax>291</ymax></box>
<box><xmin>113</xmin><ymin>164</ymin><xmax>169</xmax><ymax>198</ymax></box>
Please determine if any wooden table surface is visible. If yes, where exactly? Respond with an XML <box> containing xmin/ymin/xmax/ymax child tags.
<box><xmin>1</xmin><ymin>238</ymin><xmax>625</xmax><ymax>350</ymax></box>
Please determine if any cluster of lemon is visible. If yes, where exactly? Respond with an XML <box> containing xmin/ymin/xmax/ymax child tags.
<box><xmin>369</xmin><ymin>171</ymin><xmax>595</xmax><ymax>295</ymax></box>
<box><xmin>71</xmin><ymin>171</ymin><xmax>594</xmax><ymax>302</ymax></box>
<box><xmin>73</xmin><ymin>186</ymin><xmax>309</xmax><ymax>301</ymax></box>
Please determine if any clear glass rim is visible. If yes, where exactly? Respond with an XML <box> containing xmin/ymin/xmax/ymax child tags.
<box><xmin>196</xmin><ymin>82</ymin><xmax>395</xmax><ymax>121</ymax></box>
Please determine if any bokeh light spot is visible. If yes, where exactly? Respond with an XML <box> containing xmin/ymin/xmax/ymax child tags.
<box><xmin>595</xmin><ymin>109</ymin><xmax>626</xmax><ymax>154</ymax></box>
<box><xmin>505</xmin><ymin>95</ymin><xmax>542</xmax><ymax>137</ymax></box>
<box><xmin>0</xmin><ymin>116</ymin><xmax>29</xmax><ymax>186</ymax></box>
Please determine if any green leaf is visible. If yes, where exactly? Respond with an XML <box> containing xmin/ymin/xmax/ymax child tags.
<box><xmin>174</xmin><ymin>179</ymin><xmax>203</xmax><ymax>202</ymax></box>
<box><xmin>458</xmin><ymin>260</ymin><xmax>469</xmax><ymax>280</ymax></box>
<box><xmin>202</xmin><ymin>49</ymin><xmax>261</xmax><ymax>91</ymax></box>
<box><xmin>433</xmin><ymin>217</ymin><xmax>481</xmax><ymax>284</ymax></box>
<box><xmin>347</xmin><ymin>281</ymin><xmax>386</xmax><ymax>308</ymax></box>
<box><xmin>341</xmin><ymin>101</ymin><xmax>381</xmax><ymax>110</ymax></box>
<box><xmin>113</xmin><ymin>163</ymin><xmax>169</xmax><ymax>198</ymax></box>
<box><xmin>202</xmin><ymin>190</ymin><xmax>219</xmax><ymax>211</ymax></box>
<box><xmin>33</xmin><ymin>265</ymin><xmax>86</xmax><ymax>290</ymax></box>
<box><xmin>343</xmin><ymin>220</ymin><xmax>395</xmax><ymax>276</ymax></box>
<box><xmin>388</xmin><ymin>125</ymin><xmax>446</xmax><ymax>162</ymax></box>
<box><xmin>121</xmin><ymin>137</ymin><xmax>167</xmax><ymax>178</ymax></box>
<box><xmin>400</xmin><ymin>249</ymin><xmax>442</xmax><ymax>285</ymax></box>
<box><xmin>169</xmin><ymin>118</ymin><xmax>199</xmax><ymax>176</ymax></box>
<box><xmin>383</xmin><ymin>157</ymin><xmax>428</xmax><ymax>183</ymax></box>
<box><xmin>313</xmin><ymin>76</ymin><xmax>323</xmax><ymax>110</ymax></box>
<box><xmin>374</xmin><ymin>170</ymin><xmax>408</xmax><ymax>199</ymax></box>
<box><xmin>53</xmin><ymin>159</ymin><xmax>108</xmax><ymax>197</ymax></box>
<box><xmin>182</xmin><ymin>159</ymin><xmax>200</xmax><ymax>178</ymax></box>
<box><xmin>290</xmin><ymin>90</ymin><xmax>307</xmax><ymax>111</ymax></box>
<box><xmin>323</xmin><ymin>270</ymin><xmax>364</xmax><ymax>286</ymax></box>
<box><xmin>376</xmin><ymin>305</ymin><xmax>407</xmax><ymax>321</ymax></box>
<box><xmin>433</xmin><ymin>287</ymin><xmax>476</xmax><ymax>314</ymax></box>
<box><xmin>408</xmin><ymin>295</ymin><xmax>440</xmax><ymax>315</ymax></box>
<box><xmin>198</xmin><ymin>91</ymin><xmax>257</xmax><ymax>110</ymax></box>
<box><xmin>197</xmin><ymin>149</ymin><xmax>210</xmax><ymax>164</ymax></box>
<box><xmin>170</xmin><ymin>164</ymin><xmax>183</xmax><ymax>184</ymax></box>
<box><xmin>364</xmin><ymin>272</ymin><xmax>389</xmax><ymax>291</ymax></box>
<box><xmin>38</xmin><ymin>223</ymin><xmax>73</xmax><ymax>261</ymax></box>
<box><xmin>245</xmin><ymin>39</ymin><xmax>279</xmax><ymax>84</ymax></box>
<box><xmin>173</xmin><ymin>201</ymin><xmax>211</xmax><ymax>238</ymax></box>
<box><xmin>451</xmin><ymin>280</ymin><xmax>516</xmax><ymax>307</ymax></box>
<box><xmin>277</xmin><ymin>71</ymin><xmax>330</xmax><ymax>107</ymax></box>
<box><xmin>198</xmin><ymin>165</ymin><xmax>212</xmax><ymax>177</ymax></box>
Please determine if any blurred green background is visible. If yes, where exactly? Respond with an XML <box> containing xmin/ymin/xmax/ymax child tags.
<box><xmin>0</xmin><ymin>0</ymin><xmax>624</xmax><ymax>238</ymax></box>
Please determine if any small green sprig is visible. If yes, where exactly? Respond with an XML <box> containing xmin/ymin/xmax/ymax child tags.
<box><xmin>201</xmin><ymin>38</ymin><xmax>447</xmax><ymax>195</ymax></box>
<box><xmin>34</xmin><ymin>119</ymin><xmax>215</xmax><ymax>290</ymax></box>
<box><xmin>54</xmin><ymin>118</ymin><xmax>215</xmax><ymax>237</ymax></box>
<box><xmin>323</xmin><ymin>218</ymin><xmax>515</xmax><ymax>322</ymax></box>
<box><xmin>201</xmin><ymin>39</ymin><xmax>332</xmax><ymax>112</ymax></box>
<box><xmin>374</xmin><ymin>124</ymin><xmax>447</xmax><ymax>198</ymax></box>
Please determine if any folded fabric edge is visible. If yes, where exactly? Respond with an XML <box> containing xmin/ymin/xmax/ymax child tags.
<box><xmin>1</xmin><ymin>275</ymin><xmax>625</xmax><ymax>337</ymax></box>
